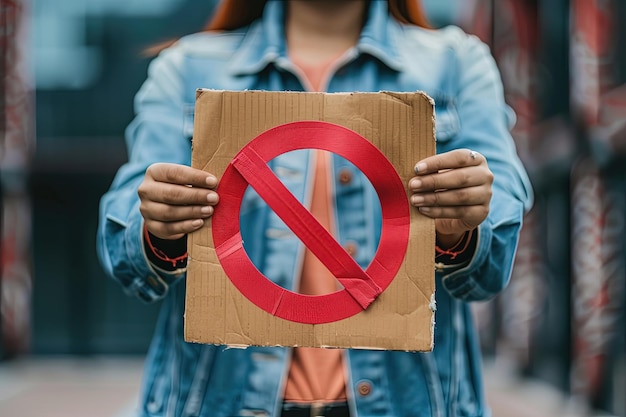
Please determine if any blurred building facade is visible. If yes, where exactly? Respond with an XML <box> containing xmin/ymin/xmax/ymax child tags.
<box><xmin>1</xmin><ymin>0</ymin><xmax>34</xmax><ymax>359</ymax></box>
<box><xmin>452</xmin><ymin>1</ymin><xmax>626</xmax><ymax>415</ymax></box>
<box><xmin>0</xmin><ymin>0</ymin><xmax>624</xmax><ymax>416</ymax></box>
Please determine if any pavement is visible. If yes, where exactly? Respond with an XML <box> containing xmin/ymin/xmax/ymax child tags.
<box><xmin>0</xmin><ymin>355</ymin><xmax>617</xmax><ymax>417</ymax></box>
<box><xmin>0</xmin><ymin>356</ymin><xmax>141</xmax><ymax>417</ymax></box>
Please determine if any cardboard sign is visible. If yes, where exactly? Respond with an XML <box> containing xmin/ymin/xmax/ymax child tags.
<box><xmin>185</xmin><ymin>90</ymin><xmax>436</xmax><ymax>351</ymax></box>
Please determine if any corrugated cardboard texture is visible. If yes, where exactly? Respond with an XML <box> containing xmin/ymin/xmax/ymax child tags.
<box><xmin>185</xmin><ymin>90</ymin><xmax>435</xmax><ymax>351</ymax></box>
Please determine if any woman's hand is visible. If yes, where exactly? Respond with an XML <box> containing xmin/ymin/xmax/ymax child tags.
<box><xmin>408</xmin><ymin>149</ymin><xmax>493</xmax><ymax>248</ymax></box>
<box><xmin>138</xmin><ymin>163</ymin><xmax>219</xmax><ymax>240</ymax></box>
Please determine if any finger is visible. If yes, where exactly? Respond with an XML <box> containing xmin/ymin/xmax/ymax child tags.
<box><xmin>417</xmin><ymin>204</ymin><xmax>489</xmax><ymax>224</ymax></box>
<box><xmin>140</xmin><ymin>200</ymin><xmax>215</xmax><ymax>222</ymax></box>
<box><xmin>414</xmin><ymin>149</ymin><xmax>484</xmax><ymax>175</ymax></box>
<box><xmin>144</xmin><ymin>218</ymin><xmax>205</xmax><ymax>241</ymax></box>
<box><xmin>410</xmin><ymin>186</ymin><xmax>489</xmax><ymax>207</ymax></box>
<box><xmin>148</xmin><ymin>163</ymin><xmax>218</xmax><ymax>189</ymax></box>
<box><xmin>139</xmin><ymin>182</ymin><xmax>219</xmax><ymax>206</ymax></box>
<box><xmin>408</xmin><ymin>167</ymin><xmax>491</xmax><ymax>192</ymax></box>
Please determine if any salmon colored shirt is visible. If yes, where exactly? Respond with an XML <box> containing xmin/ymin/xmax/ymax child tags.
<box><xmin>282</xmin><ymin>53</ymin><xmax>348</xmax><ymax>404</ymax></box>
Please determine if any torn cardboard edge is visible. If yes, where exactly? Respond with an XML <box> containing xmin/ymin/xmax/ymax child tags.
<box><xmin>185</xmin><ymin>89</ymin><xmax>436</xmax><ymax>351</ymax></box>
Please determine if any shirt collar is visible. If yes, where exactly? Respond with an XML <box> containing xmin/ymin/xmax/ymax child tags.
<box><xmin>228</xmin><ymin>0</ymin><xmax>405</xmax><ymax>76</ymax></box>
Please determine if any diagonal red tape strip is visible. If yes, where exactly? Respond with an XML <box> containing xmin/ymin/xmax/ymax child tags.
<box><xmin>231</xmin><ymin>146</ymin><xmax>382</xmax><ymax>309</ymax></box>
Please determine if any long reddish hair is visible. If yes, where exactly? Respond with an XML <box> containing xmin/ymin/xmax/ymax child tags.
<box><xmin>205</xmin><ymin>0</ymin><xmax>431</xmax><ymax>31</ymax></box>
<box><xmin>145</xmin><ymin>0</ymin><xmax>429</xmax><ymax>55</ymax></box>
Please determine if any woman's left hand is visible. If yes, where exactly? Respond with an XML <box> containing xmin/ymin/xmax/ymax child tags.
<box><xmin>408</xmin><ymin>149</ymin><xmax>493</xmax><ymax>248</ymax></box>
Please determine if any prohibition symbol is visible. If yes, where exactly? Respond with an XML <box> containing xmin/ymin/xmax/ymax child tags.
<box><xmin>212</xmin><ymin>121</ymin><xmax>411</xmax><ymax>324</ymax></box>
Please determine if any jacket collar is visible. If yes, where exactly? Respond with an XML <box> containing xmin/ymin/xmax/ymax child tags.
<box><xmin>228</xmin><ymin>0</ymin><xmax>405</xmax><ymax>76</ymax></box>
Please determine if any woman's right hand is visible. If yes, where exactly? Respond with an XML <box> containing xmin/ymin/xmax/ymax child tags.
<box><xmin>138</xmin><ymin>163</ymin><xmax>219</xmax><ymax>240</ymax></box>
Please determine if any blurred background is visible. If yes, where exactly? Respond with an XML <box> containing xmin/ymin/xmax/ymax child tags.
<box><xmin>0</xmin><ymin>0</ymin><xmax>625</xmax><ymax>416</ymax></box>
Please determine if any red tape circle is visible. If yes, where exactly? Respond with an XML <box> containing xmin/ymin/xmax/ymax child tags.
<box><xmin>212</xmin><ymin>121</ymin><xmax>410</xmax><ymax>324</ymax></box>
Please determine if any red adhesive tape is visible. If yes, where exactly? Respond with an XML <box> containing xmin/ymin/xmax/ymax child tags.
<box><xmin>212</xmin><ymin>121</ymin><xmax>410</xmax><ymax>324</ymax></box>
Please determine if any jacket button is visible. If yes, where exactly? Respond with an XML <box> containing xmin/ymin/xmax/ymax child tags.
<box><xmin>338</xmin><ymin>169</ymin><xmax>352</xmax><ymax>184</ymax></box>
<box><xmin>344</xmin><ymin>242</ymin><xmax>358</xmax><ymax>257</ymax></box>
<box><xmin>357</xmin><ymin>380</ymin><xmax>372</xmax><ymax>397</ymax></box>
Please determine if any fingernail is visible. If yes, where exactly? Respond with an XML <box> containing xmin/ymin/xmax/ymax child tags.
<box><xmin>414</xmin><ymin>162</ymin><xmax>427</xmax><ymax>174</ymax></box>
<box><xmin>207</xmin><ymin>193</ymin><xmax>218</xmax><ymax>204</ymax></box>
<box><xmin>201</xmin><ymin>206</ymin><xmax>212</xmax><ymax>214</ymax></box>
<box><xmin>206</xmin><ymin>175</ymin><xmax>218</xmax><ymax>186</ymax></box>
<box><xmin>418</xmin><ymin>207</ymin><xmax>431</xmax><ymax>214</ymax></box>
<box><xmin>411</xmin><ymin>195</ymin><xmax>425</xmax><ymax>205</ymax></box>
<box><xmin>409</xmin><ymin>179</ymin><xmax>422</xmax><ymax>189</ymax></box>
<box><xmin>192</xmin><ymin>219</ymin><xmax>204</xmax><ymax>228</ymax></box>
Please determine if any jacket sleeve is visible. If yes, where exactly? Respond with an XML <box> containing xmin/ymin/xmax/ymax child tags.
<box><xmin>97</xmin><ymin>44</ymin><xmax>191</xmax><ymax>303</ymax></box>
<box><xmin>437</xmin><ymin>29</ymin><xmax>534</xmax><ymax>302</ymax></box>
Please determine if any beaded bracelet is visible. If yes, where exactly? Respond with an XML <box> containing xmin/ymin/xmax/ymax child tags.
<box><xmin>143</xmin><ymin>225</ymin><xmax>188</xmax><ymax>268</ymax></box>
<box><xmin>435</xmin><ymin>229</ymin><xmax>474</xmax><ymax>260</ymax></box>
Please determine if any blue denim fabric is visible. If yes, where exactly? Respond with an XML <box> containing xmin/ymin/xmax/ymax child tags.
<box><xmin>97</xmin><ymin>1</ymin><xmax>533</xmax><ymax>416</ymax></box>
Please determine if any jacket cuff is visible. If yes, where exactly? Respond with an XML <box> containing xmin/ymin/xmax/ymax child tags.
<box><xmin>439</xmin><ymin>219</ymin><xmax>494</xmax><ymax>300</ymax></box>
<box><xmin>123</xmin><ymin>204</ymin><xmax>185</xmax><ymax>302</ymax></box>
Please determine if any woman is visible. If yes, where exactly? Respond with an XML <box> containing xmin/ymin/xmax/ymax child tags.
<box><xmin>97</xmin><ymin>1</ymin><xmax>533</xmax><ymax>416</ymax></box>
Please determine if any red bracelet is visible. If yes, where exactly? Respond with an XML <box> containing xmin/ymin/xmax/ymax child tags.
<box><xmin>143</xmin><ymin>226</ymin><xmax>188</xmax><ymax>268</ymax></box>
<box><xmin>435</xmin><ymin>230</ymin><xmax>473</xmax><ymax>260</ymax></box>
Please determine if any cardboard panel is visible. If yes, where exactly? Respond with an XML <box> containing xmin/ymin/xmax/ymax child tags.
<box><xmin>185</xmin><ymin>90</ymin><xmax>435</xmax><ymax>351</ymax></box>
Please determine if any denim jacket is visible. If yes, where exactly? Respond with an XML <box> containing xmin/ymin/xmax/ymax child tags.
<box><xmin>97</xmin><ymin>1</ymin><xmax>533</xmax><ymax>416</ymax></box>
